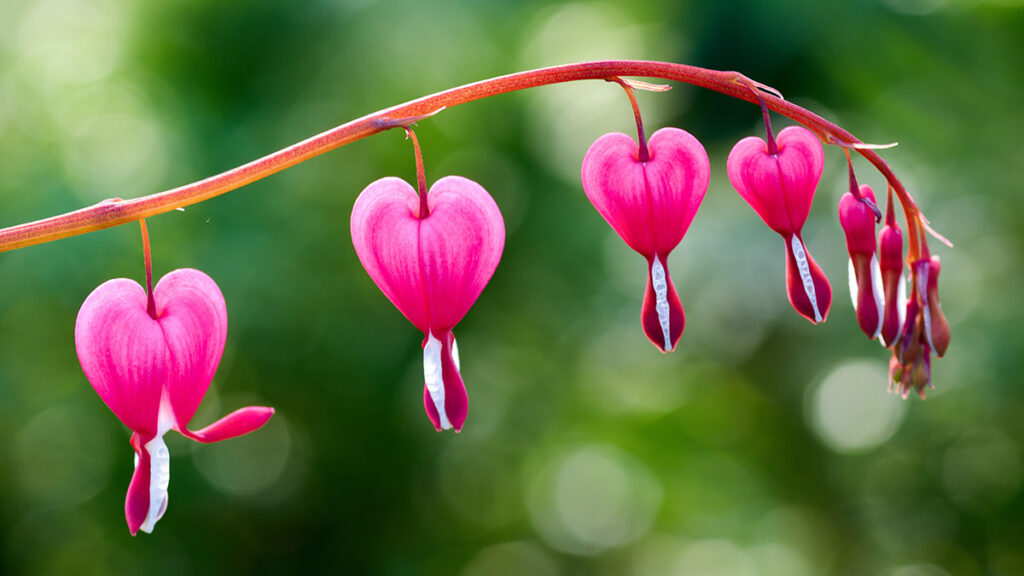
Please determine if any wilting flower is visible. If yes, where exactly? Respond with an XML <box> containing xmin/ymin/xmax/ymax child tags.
<box><xmin>75</xmin><ymin>268</ymin><xmax>274</xmax><ymax>535</ymax></box>
<box><xmin>839</xmin><ymin>184</ymin><xmax>884</xmax><ymax>340</ymax></box>
<box><xmin>580</xmin><ymin>127</ymin><xmax>710</xmax><ymax>352</ymax></box>
<box><xmin>351</xmin><ymin>175</ymin><xmax>505</xmax><ymax>432</ymax></box>
<box><xmin>727</xmin><ymin>125</ymin><xmax>832</xmax><ymax>324</ymax></box>
<box><xmin>878</xmin><ymin>199</ymin><xmax>906</xmax><ymax>347</ymax></box>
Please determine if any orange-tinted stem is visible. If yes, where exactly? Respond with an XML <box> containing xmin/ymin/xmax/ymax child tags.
<box><xmin>404</xmin><ymin>127</ymin><xmax>429</xmax><ymax>219</ymax></box>
<box><xmin>139</xmin><ymin>219</ymin><xmax>156</xmax><ymax>319</ymax></box>
<box><xmin>0</xmin><ymin>60</ymin><xmax>925</xmax><ymax>253</ymax></box>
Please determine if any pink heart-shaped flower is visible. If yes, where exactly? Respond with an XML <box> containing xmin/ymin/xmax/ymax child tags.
<box><xmin>727</xmin><ymin>125</ymin><xmax>832</xmax><ymax>324</ymax></box>
<box><xmin>351</xmin><ymin>175</ymin><xmax>505</xmax><ymax>432</ymax></box>
<box><xmin>581</xmin><ymin>127</ymin><xmax>709</xmax><ymax>352</ymax></box>
<box><xmin>75</xmin><ymin>268</ymin><xmax>274</xmax><ymax>535</ymax></box>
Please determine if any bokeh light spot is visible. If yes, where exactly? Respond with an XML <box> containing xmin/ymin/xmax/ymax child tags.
<box><xmin>809</xmin><ymin>360</ymin><xmax>906</xmax><ymax>453</ymax></box>
<box><xmin>527</xmin><ymin>444</ymin><xmax>661</xmax><ymax>555</ymax></box>
<box><xmin>12</xmin><ymin>403</ymin><xmax>114</xmax><ymax>506</ymax></box>
<box><xmin>193</xmin><ymin>408</ymin><xmax>296</xmax><ymax>499</ymax></box>
<box><xmin>461</xmin><ymin>541</ymin><xmax>559</xmax><ymax>576</ymax></box>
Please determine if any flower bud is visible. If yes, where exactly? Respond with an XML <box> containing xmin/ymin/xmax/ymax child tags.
<box><xmin>878</xmin><ymin>209</ymin><xmax>906</xmax><ymax>347</ymax></box>
<box><xmin>839</xmin><ymin>185</ymin><xmax>883</xmax><ymax>340</ymax></box>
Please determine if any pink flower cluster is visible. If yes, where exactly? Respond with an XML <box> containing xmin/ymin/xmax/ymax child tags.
<box><xmin>72</xmin><ymin>86</ymin><xmax>949</xmax><ymax>536</ymax></box>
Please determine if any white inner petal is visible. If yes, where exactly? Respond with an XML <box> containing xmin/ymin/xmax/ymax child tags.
<box><xmin>790</xmin><ymin>236</ymin><xmax>823</xmax><ymax>323</ymax></box>
<box><xmin>139</xmin><ymin>411</ymin><xmax>173</xmax><ymax>535</ymax></box>
<box><xmin>870</xmin><ymin>254</ymin><xmax>885</xmax><ymax>340</ymax></box>
<box><xmin>423</xmin><ymin>332</ymin><xmax>452</xmax><ymax>431</ymax></box>
<box><xmin>451</xmin><ymin>336</ymin><xmax>461</xmax><ymax>372</ymax></box>
<box><xmin>651</xmin><ymin>255</ymin><xmax>673</xmax><ymax>352</ymax></box>
<box><xmin>847</xmin><ymin>258</ymin><xmax>858</xmax><ymax>310</ymax></box>
<box><xmin>915</xmin><ymin>265</ymin><xmax>936</xmax><ymax>351</ymax></box>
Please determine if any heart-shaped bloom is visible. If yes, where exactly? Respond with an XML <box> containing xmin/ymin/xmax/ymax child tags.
<box><xmin>580</xmin><ymin>127</ymin><xmax>710</xmax><ymax>352</ymax></box>
<box><xmin>75</xmin><ymin>268</ymin><xmax>274</xmax><ymax>535</ymax></box>
<box><xmin>839</xmin><ymin>184</ymin><xmax>884</xmax><ymax>340</ymax></box>
<box><xmin>351</xmin><ymin>175</ymin><xmax>505</xmax><ymax>432</ymax></box>
<box><xmin>727</xmin><ymin>125</ymin><xmax>832</xmax><ymax>324</ymax></box>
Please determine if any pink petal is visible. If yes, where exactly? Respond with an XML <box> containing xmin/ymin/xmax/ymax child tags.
<box><xmin>350</xmin><ymin>177</ymin><xmax>430</xmax><ymax>331</ymax></box>
<box><xmin>850</xmin><ymin>254</ymin><xmax>884</xmax><ymax>340</ymax></box>
<box><xmin>351</xmin><ymin>175</ymin><xmax>505</xmax><ymax>333</ymax></box>
<box><xmin>784</xmin><ymin>234</ymin><xmax>832</xmax><ymax>324</ymax></box>
<box><xmin>418</xmin><ymin>177</ymin><xmax>506</xmax><ymax>331</ymax></box>
<box><xmin>154</xmin><ymin>269</ymin><xmax>229</xmax><ymax>432</ymax></box>
<box><xmin>125</xmin><ymin>432</ymin><xmax>154</xmax><ymax>536</ymax></box>
<box><xmin>580</xmin><ymin>127</ymin><xmax>709</xmax><ymax>257</ymax></box>
<box><xmin>75</xmin><ymin>279</ymin><xmax>165</xmax><ymax>436</ymax></box>
<box><xmin>727</xmin><ymin>126</ymin><xmax>824</xmax><ymax>235</ymax></box>
<box><xmin>422</xmin><ymin>330</ymin><xmax>467</xmax><ymax>432</ymax></box>
<box><xmin>641</xmin><ymin>255</ymin><xmax>685</xmax><ymax>352</ymax></box>
<box><xmin>838</xmin><ymin>186</ymin><xmax>879</xmax><ymax>256</ymax></box>
<box><xmin>180</xmin><ymin>406</ymin><xmax>275</xmax><ymax>443</ymax></box>
<box><xmin>879</xmin><ymin>219</ymin><xmax>906</xmax><ymax>347</ymax></box>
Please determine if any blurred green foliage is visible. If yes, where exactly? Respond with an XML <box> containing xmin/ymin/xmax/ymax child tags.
<box><xmin>0</xmin><ymin>0</ymin><xmax>1021</xmax><ymax>574</ymax></box>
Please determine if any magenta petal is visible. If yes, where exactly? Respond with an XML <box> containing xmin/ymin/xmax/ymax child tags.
<box><xmin>350</xmin><ymin>177</ymin><xmax>431</xmax><ymax>331</ymax></box>
<box><xmin>75</xmin><ymin>279</ymin><xmax>165</xmax><ymax>436</ymax></box>
<box><xmin>418</xmin><ymin>177</ymin><xmax>506</xmax><ymax>331</ymax></box>
<box><xmin>125</xmin><ymin>433</ymin><xmax>152</xmax><ymax>537</ymax></box>
<box><xmin>581</xmin><ymin>127</ymin><xmax>709</xmax><ymax>257</ymax></box>
<box><xmin>154</xmin><ymin>269</ymin><xmax>229</xmax><ymax>432</ymax></box>
<box><xmin>641</xmin><ymin>256</ymin><xmax>685</xmax><ymax>352</ymax></box>
<box><xmin>422</xmin><ymin>330</ymin><xmax>467</xmax><ymax>432</ymax></box>
<box><xmin>350</xmin><ymin>176</ymin><xmax>504</xmax><ymax>333</ymax></box>
<box><xmin>727</xmin><ymin>126</ymin><xmax>824</xmax><ymax>235</ymax></box>
<box><xmin>180</xmin><ymin>406</ymin><xmax>275</xmax><ymax>443</ymax></box>
<box><xmin>784</xmin><ymin>234</ymin><xmax>832</xmax><ymax>323</ymax></box>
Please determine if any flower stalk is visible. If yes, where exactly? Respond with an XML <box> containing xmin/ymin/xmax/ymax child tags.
<box><xmin>0</xmin><ymin>60</ymin><xmax>929</xmax><ymax>255</ymax></box>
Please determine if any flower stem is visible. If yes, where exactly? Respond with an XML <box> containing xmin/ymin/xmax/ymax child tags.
<box><xmin>609</xmin><ymin>77</ymin><xmax>649</xmax><ymax>162</ymax></box>
<box><xmin>139</xmin><ymin>218</ymin><xmax>156</xmax><ymax>319</ymax></box>
<box><xmin>404</xmin><ymin>127</ymin><xmax>430</xmax><ymax>219</ymax></box>
<box><xmin>0</xmin><ymin>60</ymin><xmax>926</xmax><ymax>253</ymax></box>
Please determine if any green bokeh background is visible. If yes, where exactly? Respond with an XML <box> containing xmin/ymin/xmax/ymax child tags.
<box><xmin>0</xmin><ymin>0</ymin><xmax>1021</xmax><ymax>574</ymax></box>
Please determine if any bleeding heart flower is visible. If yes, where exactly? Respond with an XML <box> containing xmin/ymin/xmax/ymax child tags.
<box><xmin>889</xmin><ymin>255</ymin><xmax>949</xmax><ymax>398</ymax></box>
<box><xmin>75</xmin><ymin>268</ymin><xmax>274</xmax><ymax>535</ymax></box>
<box><xmin>878</xmin><ymin>198</ymin><xmax>907</xmax><ymax>347</ymax></box>
<box><xmin>920</xmin><ymin>255</ymin><xmax>951</xmax><ymax>357</ymax></box>
<box><xmin>839</xmin><ymin>184</ymin><xmax>884</xmax><ymax>340</ymax></box>
<box><xmin>727</xmin><ymin>125</ymin><xmax>832</xmax><ymax>324</ymax></box>
<box><xmin>580</xmin><ymin>127</ymin><xmax>710</xmax><ymax>352</ymax></box>
<box><xmin>351</xmin><ymin>175</ymin><xmax>505</xmax><ymax>432</ymax></box>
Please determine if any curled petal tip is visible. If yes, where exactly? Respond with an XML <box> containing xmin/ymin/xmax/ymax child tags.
<box><xmin>182</xmin><ymin>405</ymin><xmax>275</xmax><ymax>443</ymax></box>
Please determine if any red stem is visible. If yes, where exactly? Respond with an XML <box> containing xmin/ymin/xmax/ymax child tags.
<box><xmin>404</xmin><ymin>127</ymin><xmax>430</xmax><ymax>219</ymax></box>
<box><xmin>139</xmin><ymin>219</ymin><xmax>156</xmax><ymax>319</ymax></box>
<box><xmin>609</xmin><ymin>78</ymin><xmax>649</xmax><ymax>162</ymax></box>
<box><xmin>0</xmin><ymin>60</ymin><xmax>923</xmax><ymax>253</ymax></box>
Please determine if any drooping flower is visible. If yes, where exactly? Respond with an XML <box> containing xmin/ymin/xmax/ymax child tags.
<box><xmin>75</xmin><ymin>268</ymin><xmax>274</xmax><ymax>535</ymax></box>
<box><xmin>580</xmin><ymin>127</ymin><xmax>710</xmax><ymax>352</ymax></box>
<box><xmin>350</xmin><ymin>175</ymin><xmax>505</xmax><ymax>432</ymax></box>
<box><xmin>920</xmin><ymin>255</ymin><xmax>951</xmax><ymax>357</ymax></box>
<box><xmin>890</xmin><ymin>288</ymin><xmax>931</xmax><ymax>398</ymax></box>
<box><xmin>889</xmin><ymin>255</ymin><xmax>949</xmax><ymax>397</ymax></box>
<box><xmin>878</xmin><ymin>195</ymin><xmax>906</xmax><ymax>347</ymax></box>
<box><xmin>727</xmin><ymin>125</ymin><xmax>832</xmax><ymax>324</ymax></box>
<box><xmin>838</xmin><ymin>184</ymin><xmax>884</xmax><ymax>340</ymax></box>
